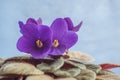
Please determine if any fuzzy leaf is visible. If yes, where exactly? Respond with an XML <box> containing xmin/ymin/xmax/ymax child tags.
<box><xmin>100</xmin><ymin>63</ymin><xmax>120</xmax><ymax>70</ymax></box>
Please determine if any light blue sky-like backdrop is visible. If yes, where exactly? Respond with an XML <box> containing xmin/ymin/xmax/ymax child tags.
<box><xmin>0</xmin><ymin>0</ymin><xmax>120</xmax><ymax>74</ymax></box>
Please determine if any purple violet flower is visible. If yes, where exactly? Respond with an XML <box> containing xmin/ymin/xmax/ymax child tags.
<box><xmin>49</xmin><ymin>18</ymin><xmax>78</xmax><ymax>55</ymax></box>
<box><xmin>19</xmin><ymin>18</ymin><xmax>42</xmax><ymax>34</ymax></box>
<box><xmin>17</xmin><ymin>21</ymin><xmax>52</xmax><ymax>59</ymax></box>
<box><xmin>64</xmin><ymin>17</ymin><xmax>83</xmax><ymax>32</ymax></box>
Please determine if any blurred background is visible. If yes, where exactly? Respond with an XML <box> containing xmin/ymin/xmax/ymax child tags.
<box><xmin>0</xmin><ymin>0</ymin><xmax>120</xmax><ymax>74</ymax></box>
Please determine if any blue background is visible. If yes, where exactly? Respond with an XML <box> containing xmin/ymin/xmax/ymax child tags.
<box><xmin>0</xmin><ymin>0</ymin><xmax>120</xmax><ymax>74</ymax></box>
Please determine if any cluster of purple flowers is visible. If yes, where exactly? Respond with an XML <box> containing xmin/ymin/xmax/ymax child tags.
<box><xmin>17</xmin><ymin>17</ymin><xmax>82</xmax><ymax>59</ymax></box>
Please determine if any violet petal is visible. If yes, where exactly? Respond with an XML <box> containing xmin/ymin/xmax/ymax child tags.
<box><xmin>49</xmin><ymin>45</ymin><xmax>66</xmax><ymax>56</ymax></box>
<box><xmin>18</xmin><ymin>21</ymin><xmax>24</xmax><ymax>29</ymax></box>
<box><xmin>37</xmin><ymin>18</ymin><xmax>42</xmax><ymax>25</ymax></box>
<box><xmin>50</xmin><ymin>18</ymin><xmax>68</xmax><ymax>40</ymax></box>
<box><xmin>17</xmin><ymin>36</ymin><xmax>35</xmax><ymax>53</ymax></box>
<box><xmin>62</xmin><ymin>31</ymin><xmax>78</xmax><ymax>49</ymax></box>
<box><xmin>38</xmin><ymin>25</ymin><xmax>52</xmax><ymax>41</ymax></box>
<box><xmin>30</xmin><ymin>48</ymin><xmax>50</xmax><ymax>59</ymax></box>
<box><xmin>73</xmin><ymin>21</ymin><xmax>83</xmax><ymax>32</ymax></box>
<box><xmin>21</xmin><ymin>24</ymin><xmax>38</xmax><ymax>39</ymax></box>
<box><xmin>26</xmin><ymin>18</ymin><xmax>38</xmax><ymax>25</ymax></box>
<box><xmin>64</xmin><ymin>17</ymin><xmax>74</xmax><ymax>30</ymax></box>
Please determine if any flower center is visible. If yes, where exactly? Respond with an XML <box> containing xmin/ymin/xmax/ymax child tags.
<box><xmin>36</xmin><ymin>40</ymin><xmax>43</xmax><ymax>48</ymax></box>
<box><xmin>53</xmin><ymin>40</ymin><xmax>59</xmax><ymax>47</ymax></box>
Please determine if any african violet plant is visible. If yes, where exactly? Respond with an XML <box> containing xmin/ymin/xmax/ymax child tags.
<box><xmin>15</xmin><ymin>17</ymin><xmax>120</xmax><ymax>71</ymax></box>
<box><xmin>17</xmin><ymin>17</ymin><xmax>82</xmax><ymax>59</ymax></box>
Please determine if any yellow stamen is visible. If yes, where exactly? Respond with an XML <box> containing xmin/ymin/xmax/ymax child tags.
<box><xmin>53</xmin><ymin>40</ymin><xmax>59</xmax><ymax>47</ymax></box>
<box><xmin>36</xmin><ymin>40</ymin><xmax>43</xmax><ymax>48</ymax></box>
